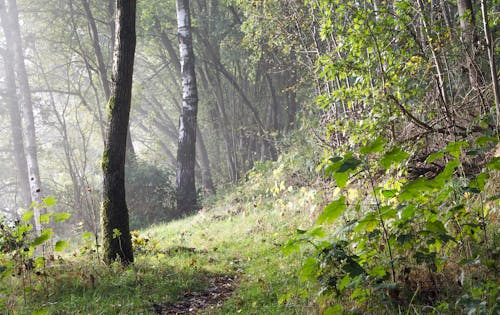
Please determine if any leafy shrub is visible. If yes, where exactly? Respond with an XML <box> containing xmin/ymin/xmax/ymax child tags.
<box><xmin>126</xmin><ymin>161</ymin><xmax>176</xmax><ymax>229</ymax></box>
<box><xmin>285</xmin><ymin>136</ymin><xmax>499</xmax><ymax>314</ymax></box>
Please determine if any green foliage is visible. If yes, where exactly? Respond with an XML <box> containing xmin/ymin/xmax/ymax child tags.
<box><xmin>286</xmin><ymin>136</ymin><xmax>499</xmax><ymax>313</ymax></box>
<box><xmin>125</xmin><ymin>160</ymin><xmax>176</xmax><ymax>229</ymax></box>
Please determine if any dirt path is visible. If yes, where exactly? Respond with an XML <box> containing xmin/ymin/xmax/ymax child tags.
<box><xmin>152</xmin><ymin>274</ymin><xmax>237</xmax><ymax>314</ymax></box>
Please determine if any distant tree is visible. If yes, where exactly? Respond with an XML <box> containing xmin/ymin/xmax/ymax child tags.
<box><xmin>175</xmin><ymin>0</ymin><xmax>199</xmax><ymax>216</ymax></box>
<box><xmin>0</xmin><ymin>0</ymin><xmax>30</xmax><ymax>209</ymax></box>
<box><xmin>101</xmin><ymin>0</ymin><xmax>136</xmax><ymax>264</ymax></box>
<box><xmin>1</xmin><ymin>0</ymin><xmax>42</xmax><ymax>232</ymax></box>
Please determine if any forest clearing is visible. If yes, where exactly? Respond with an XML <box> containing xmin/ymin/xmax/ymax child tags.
<box><xmin>0</xmin><ymin>0</ymin><xmax>499</xmax><ymax>314</ymax></box>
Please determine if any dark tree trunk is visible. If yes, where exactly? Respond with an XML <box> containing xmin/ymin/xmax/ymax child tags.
<box><xmin>175</xmin><ymin>0</ymin><xmax>199</xmax><ymax>216</ymax></box>
<box><xmin>0</xmin><ymin>3</ymin><xmax>30</xmax><ymax>208</ymax></box>
<box><xmin>101</xmin><ymin>0</ymin><xmax>136</xmax><ymax>265</ymax></box>
<box><xmin>5</xmin><ymin>0</ymin><xmax>42</xmax><ymax>232</ymax></box>
<box><xmin>82</xmin><ymin>0</ymin><xmax>136</xmax><ymax>164</ymax></box>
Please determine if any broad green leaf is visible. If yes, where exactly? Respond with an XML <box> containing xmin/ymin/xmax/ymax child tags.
<box><xmin>399</xmin><ymin>178</ymin><xmax>437</xmax><ymax>201</ymax></box>
<box><xmin>31</xmin><ymin>309</ymin><xmax>48</xmax><ymax>315</ymax></box>
<box><xmin>433</xmin><ymin>160</ymin><xmax>459</xmax><ymax>186</ymax></box>
<box><xmin>82</xmin><ymin>232</ymin><xmax>93</xmax><ymax>240</ymax></box>
<box><xmin>32</xmin><ymin>229</ymin><xmax>53</xmax><ymax>247</ymax></box>
<box><xmin>487</xmin><ymin>157</ymin><xmax>500</xmax><ymax>171</ymax></box>
<box><xmin>400</xmin><ymin>204</ymin><xmax>416</xmax><ymax>221</ymax></box>
<box><xmin>381</xmin><ymin>189</ymin><xmax>397</xmax><ymax>198</ymax></box>
<box><xmin>474</xmin><ymin>136</ymin><xmax>498</xmax><ymax>146</ymax></box>
<box><xmin>54</xmin><ymin>212</ymin><xmax>71</xmax><ymax>222</ymax></box>
<box><xmin>444</xmin><ymin>141</ymin><xmax>468</xmax><ymax>159</ymax></box>
<box><xmin>317</xmin><ymin>197</ymin><xmax>346</xmax><ymax>224</ymax></box>
<box><xmin>343</xmin><ymin>257</ymin><xmax>365</xmax><ymax>277</ymax></box>
<box><xmin>360</xmin><ymin>137</ymin><xmax>386</xmax><ymax>155</ymax></box>
<box><xmin>55</xmin><ymin>240</ymin><xmax>69</xmax><ymax>252</ymax></box>
<box><xmin>476</xmin><ymin>173</ymin><xmax>489</xmax><ymax>191</ymax></box>
<box><xmin>40</xmin><ymin>213</ymin><xmax>52</xmax><ymax>224</ymax></box>
<box><xmin>338</xmin><ymin>275</ymin><xmax>352</xmax><ymax>291</ymax></box>
<box><xmin>43</xmin><ymin>196</ymin><xmax>57</xmax><ymax>207</ymax></box>
<box><xmin>425</xmin><ymin>220</ymin><xmax>447</xmax><ymax>235</ymax></box>
<box><xmin>300</xmin><ymin>257</ymin><xmax>318</xmax><ymax>281</ymax></box>
<box><xmin>354</xmin><ymin>213</ymin><xmax>378</xmax><ymax>233</ymax></box>
<box><xmin>337</xmin><ymin>157</ymin><xmax>362</xmax><ymax>173</ymax></box>
<box><xmin>325</xmin><ymin>305</ymin><xmax>343</xmax><ymax>315</ymax></box>
<box><xmin>426</xmin><ymin>151</ymin><xmax>444</xmax><ymax>163</ymax></box>
<box><xmin>22</xmin><ymin>211</ymin><xmax>34</xmax><ymax>222</ymax></box>
<box><xmin>380</xmin><ymin>147</ymin><xmax>409</xmax><ymax>169</ymax></box>
<box><xmin>333</xmin><ymin>171</ymin><xmax>349</xmax><ymax>188</ymax></box>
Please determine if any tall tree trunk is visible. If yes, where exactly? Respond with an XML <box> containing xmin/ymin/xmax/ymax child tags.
<box><xmin>457</xmin><ymin>0</ymin><xmax>482</xmax><ymax>89</ymax></box>
<box><xmin>0</xmin><ymin>6</ymin><xmax>30</xmax><ymax>208</ymax></box>
<box><xmin>480</xmin><ymin>0</ymin><xmax>500</xmax><ymax>130</ymax></box>
<box><xmin>82</xmin><ymin>0</ymin><xmax>136</xmax><ymax>164</ymax></box>
<box><xmin>101</xmin><ymin>0</ymin><xmax>136</xmax><ymax>265</ymax></box>
<box><xmin>176</xmin><ymin>0</ymin><xmax>199</xmax><ymax>216</ymax></box>
<box><xmin>5</xmin><ymin>0</ymin><xmax>42</xmax><ymax>232</ymax></box>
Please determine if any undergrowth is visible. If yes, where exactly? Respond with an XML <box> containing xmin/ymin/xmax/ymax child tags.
<box><xmin>0</xmin><ymin>133</ymin><xmax>498</xmax><ymax>314</ymax></box>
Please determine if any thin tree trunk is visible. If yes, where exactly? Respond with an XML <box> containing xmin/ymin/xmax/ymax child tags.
<box><xmin>175</xmin><ymin>0</ymin><xmax>199</xmax><ymax>216</ymax></box>
<box><xmin>6</xmin><ymin>0</ymin><xmax>42</xmax><ymax>232</ymax></box>
<box><xmin>480</xmin><ymin>0</ymin><xmax>500</xmax><ymax>130</ymax></box>
<box><xmin>196</xmin><ymin>128</ymin><xmax>215</xmax><ymax>195</ymax></box>
<box><xmin>101</xmin><ymin>0</ymin><xmax>136</xmax><ymax>265</ymax></box>
<box><xmin>457</xmin><ymin>0</ymin><xmax>482</xmax><ymax>89</ymax></box>
<box><xmin>0</xmin><ymin>7</ymin><xmax>30</xmax><ymax>207</ymax></box>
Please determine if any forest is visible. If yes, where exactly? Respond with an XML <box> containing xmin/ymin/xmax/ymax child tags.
<box><xmin>0</xmin><ymin>0</ymin><xmax>499</xmax><ymax>314</ymax></box>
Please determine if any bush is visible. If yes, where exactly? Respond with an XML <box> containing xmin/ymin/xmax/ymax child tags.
<box><xmin>126</xmin><ymin>161</ymin><xmax>176</xmax><ymax>229</ymax></box>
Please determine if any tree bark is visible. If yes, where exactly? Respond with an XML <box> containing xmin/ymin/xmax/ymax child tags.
<box><xmin>480</xmin><ymin>0</ymin><xmax>500</xmax><ymax>130</ymax></box>
<box><xmin>0</xmin><ymin>3</ymin><xmax>30</xmax><ymax>208</ymax></box>
<box><xmin>176</xmin><ymin>0</ymin><xmax>199</xmax><ymax>216</ymax></box>
<box><xmin>82</xmin><ymin>0</ymin><xmax>136</xmax><ymax>164</ymax></box>
<box><xmin>457</xmin><ymin>0</ymin><xmax>482</xmax><ymax>89</ymax></box>
<box><xmin>5</xmin><ymin>0</ymin><xmax>42</xmax><ymax>232</ymax></box>
<box><xmin>101</xmin><ymin>0</ymin><xmax>136</xmax><ymax>265</ymax></box>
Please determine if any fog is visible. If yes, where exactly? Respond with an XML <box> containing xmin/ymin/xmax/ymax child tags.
<box><xmin>0</xmin><ymin>0</ymin><xmax>296</xmax><ymax>232</ymax></box>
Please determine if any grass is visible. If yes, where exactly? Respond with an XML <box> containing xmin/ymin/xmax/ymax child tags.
<box><xmin>1</xmin><ymin>139</ymin><xmax>327</xmax><ymax>314</ymax></box>
<box><xmin>1</xmin><ymin>137</ymin><xmax>498</xmax><ymax>314</ymax></box>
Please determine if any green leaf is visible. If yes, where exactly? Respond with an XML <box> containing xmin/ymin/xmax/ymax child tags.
<box><xmin>317</xmin><ymin>197</ymin><xmax>347</xmax><ymax>224</ymax></box>
<box><xmin>487</xmin><ymin>157</ymin><xmax>500</xmax><ymax>171</ymax></box>
<box><xmin>325</xmin><ymin>305</ymin><xmax>343</xmax><ymax>315</ymax></box>
<box><xmin>343</xmin><ymin>257</ymin><xmax>365</xmax><ymax>277</ymax></box>
<box><xmin>426</xmin><ymin>151</ymin><xmax>444</xmax><ymax>163</ymax></box>
<box><xmin>360</xmin><ymin>137</ymin><xmax>386</xmax><ymax>155</ymax></box>
<box><xmin>474</xmin><ymin>136</ymin><xmax>498</xmax><ymax>146</ymax></box>
<box><xmin>31</xmin><ymin>309</ymin><xmax>49</xmax><ymax>315</ymax></box>
<box><xmin>55</xmin><ymin>240</ymin><xmax>69</xmax><ymax>252</ymax></box>
<box><xmin>82</xmin><ymin>232</ymin><xmax>93</xmax><ymax>240</ymax></box>
<box><xmin>337</xmin><ymin>157</ymin><xmax>362</xmax><ymax>173</ymax></box>
<box><xmin>444</xmin><ymin>141</ymin><xmax>468</xmax><ymax>159</ymax></box>
<box><xmin>433</xmin><ymin>159</ymin><xmax>459</xmax><ymax>186</ymax></box>
<box><xmin>400</xmin><ymin>204</ymin><xmax>416</xmax><ymax>221</ymax></box>
<box><xmin>54</xmin><ymin>212</ymin><xmax>71</xmax><ymax>222</ymax></box>
<box><xmin>22</xmin><ymin>211</ymin><xmax>34</xmax><ymax>222</ymax></box>
<box><xmin>399</xmin><ymin>178</ymin><xmax>437</xmax><ymax>201</ymax></box>
<box><xmin>43</xmin><ymin>196</ymin><xmax>57</xmax><ymax>207</ymax></box>
<box><xmin>380</xmin><ymin>147</ymin><xmax>409</xmax><ymax>169</ymax></box>
<box><xmin>333</xmin><ymin>172</ymin><xmax>349</xmax><ymax>188</ymax></box>
<box><xmin>300</xmin><ymin>257</ymin><xmax>318</xmax><ymax>281</ymax></box>
<box><xmin>354</xmin><ymin>213</ymin><xmax>378</xmax><ymax>233</ymax></box>
<box><xmin>112</xmin><ymin>228</ymin><xmax>122</xmax><ymax>239</ymax></box>
<box><xmin>32</xmin><ymin>229</ymin><xmax>53</xmax><ymax>247</ymax></box>
<box><xmin>40</xmin><ymin>213</ymin><xmax>52</xmax><ymax>224</ymax></box>
<box><xmin>425</xmin><ymin>220</ymin><xmax>447</xmax><ymax>235</ymax></box>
